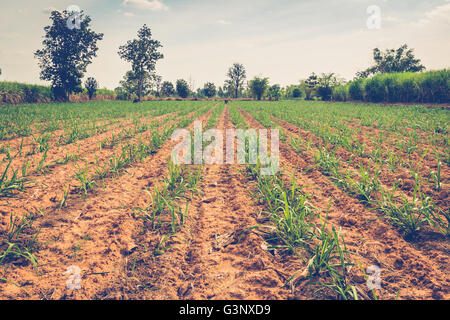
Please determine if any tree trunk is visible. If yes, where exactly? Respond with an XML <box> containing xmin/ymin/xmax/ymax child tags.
<box><xmin>138</xmin><ymin>77</ymin><xmax>143</xmax><ymax>102</ymax></box>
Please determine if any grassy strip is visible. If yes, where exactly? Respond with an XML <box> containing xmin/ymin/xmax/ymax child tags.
<box><xmin>66</xmin><ymin>103</ymin><xmax>213</xmax><ymax>203</ymax></box>
<box><xmin>133</xmin><ymin>161</ymin><xmax>202</xmax><ymax>235</ymax></box>
<box><xmin>243</xmin><ymin>162</ymin><xmax>361</xmax><ymax>300</ymax></box>
<box><xmin>241</xmin><ymin>103</ymin><xmax>448</xmax><ymax>238</ymax></box>
<box><xmin>0</xmin><ymin>213</ymin><xmax>40</xmax><ymax>274</ymax></box>
<box><xmin>295</xmin><ymin>140</ymin><xmax>449</xmax><ymax>238</ymax></box>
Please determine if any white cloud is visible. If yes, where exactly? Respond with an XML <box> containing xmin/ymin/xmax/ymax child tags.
<box><xmin>415</xmin><ymin>3</ymin><xmax>450</xmax><ymax>26</ymax></box>
<box><xmin>124</xmin><ymin>12</ymin><xmax>135</xmax><ymax>17</ymax></box>
<box><xmin>122</xmin><ymin>0</ymin><xmax>169</xmax><ymax>12</ymax></box>
<box><xmin>217</xmin><ymin>19</ymin><xmax>231</xmax><ymax>25</ymax></box>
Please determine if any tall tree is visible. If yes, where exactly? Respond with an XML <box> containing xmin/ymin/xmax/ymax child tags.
<box><xmin>357</xmin><ymin>44</ymin><xmax>425</xmax><ymax>78</ymax></box>
<box><xmin>118</xmin><ymin>25</ymin><xmax>163</xmax><ymax>102</ymax></box>
<box><xmin>161</xmin><ymin>81</ymin><xmax>175</xmax><ymax>97</ymax></box>
<box><xmin>35</xmin><ymin>10</ymin><xmax>103</xmax><ymax>101</ymax></box>
<box><xmin>248</xmin><ymin>77</ymin><xmax>269</xmax><ymax>100</ymax></box>
<box><xmin>226</xmin><ymin>63</ymin><xmax>246</xmax><ymax>98</ymax></box>
<box><xmin>176</xmin><ymin>79</ymin><xmax>190</xmax><ymax>98</ymax></box>
<box><xmin>85</xmin><ymin>77</ymin><xmax>98</xmax><ymax>100</ymax></box>
<box><xmin>202</xmin><ymin>82</ymin><xmax>216</xmax><ymax>98</ymax></box>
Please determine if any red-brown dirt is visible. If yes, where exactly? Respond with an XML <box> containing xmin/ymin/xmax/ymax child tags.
<box><xmin>0</xmin><ymin>105</ymin><xmax>448</xmax><ymax>300</ymax></box>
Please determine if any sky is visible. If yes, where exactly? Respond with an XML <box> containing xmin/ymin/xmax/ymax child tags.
<box><xmin>0</xmin><ymin>0</ymin><xmax>449</xmax><ymax>90</ymax></box>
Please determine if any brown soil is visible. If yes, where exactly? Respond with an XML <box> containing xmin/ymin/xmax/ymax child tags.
<box><xmin>98</xmin><ymin>107</ymin><xmax>302</xmax><ymax>300</ymax></box>
<box><xmin>276</xmin><ymin>116</ymin><xmax>449</xmax><ymax>210</ymax></box>
<box><xmin>0</xmin><ymin>105</ymin><xmax>448</xmax><ymax>300</ymax></box>
<box><xmin>238</xmin><ymin>106</ymin><xmax>449</xmax><ymax>300</ymax></box>
<box><xmin>0</xmin><ymin>109</ymin><xmax>206</xmax><ymax>299</ymax></box>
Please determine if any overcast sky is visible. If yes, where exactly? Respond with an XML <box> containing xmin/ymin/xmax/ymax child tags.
<box><xmin>0</xmin><ymin>0</ymin><xmax>449</xmax><ymax>90</ymax></box>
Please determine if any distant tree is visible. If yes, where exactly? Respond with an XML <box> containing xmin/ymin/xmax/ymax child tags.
<box><xmin>161</xmin><ymin>81</ymin><xmax>175</xmax><ymax>97</ymax></box>
<box><xmin>195</xmin><ymin>88</ymin><xmax>205</xmax><ymax>99</ymax></box>
<box><xmin>357</xmin><ymin>44</ymin><xmax>425</xmax><ymax>78</ymax></box>
<box><xmin>118</xmin><ymin>25</ymin><xmax>163</xmax><ymax>102</ymax></box>
<box><xmin>284</xmin><ymin>85</ymin><xmax>302</xmax><ymax>99</ymax></box>
<box><xmin>223</xmin><ymin>81</ymin><xmax>235</xmax><ymax>98</ymax></box>
<box><xmin>248</xmin><ymin>77</ymin><xmax>269</xmax><ymax>100</ymax></box>
<box><xmin>268</xmin><ymin>84</ymin><xmax>282</xmax><ymax>101</ymax></box>
<box><xmin>316</xmin><ymin>73</ymin><xmax>344</xmax><ymax>101</ymax></box>
<box><xmin>202</xmin><ymin>82</ymin><xmax>216</xmax><ymax>98</ymax></box>
<box><xmin>153</xmin><ymin>74</ymin><xmax>162</xmax><ymax>97</ymax></box>
<box><xmin>35</xmin><ymin>10</ymin><xmax>103</xmax><ymax>101</ymax></box>
<box><xmin>303</xmin><ymin>73</ymin><xmax>319</xmax><ymax>100</ymax></box>
<box><xmin>292</xmin><ymin>88</ymin><xmax>302</xmax><ymax>98</ymax></box>
<box><xmin>119</xmin><ymin>70</ymin><xmax>154</xmax><ymax>98</ymax></box>
<box><xmin>114</xmin><ymin>86</ymin><xmax>131</xmax><ymax>101</ymax></box>
<box><xmin>226</xmin><ymin>63</ymin><xmax>246</xmax><ymax>98</ymax></box>
<box><xmin>217</xmin><ymin>86</ymin><xmax>225</xmax><ymax>98</ymax></box>
<box><xmin>85</xmin><ymin>77</ymin><xmax>98</xmax><ymax>100</ymax></box>
<box><xmin>176</xmin><ymin>79</ymin><xmax>190</xmax><ymax>98</ymax></box>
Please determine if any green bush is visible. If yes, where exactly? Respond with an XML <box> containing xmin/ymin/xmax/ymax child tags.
<box><xmin>0</xmin><ymin>81</ymin><xmax>117</xmax><ymax>104</ymax></box>
<box><xmin>332</xmin><ymin>85</ymin><xmax>348</xmax><ymax>102</ymax></box>
<box><xmin>335</xmin><ymin>69</ymin><xmax>449</xmax><ymax>104</ymax></box>
<box><xmin>399</xmin><ymin>77</ymin><xmax>420</xmax><ymax>102</ymax></box>
<box><xmin>419</xmin><ymin>70</ymin><xmax>450</xmax><ymax>103</ymax></box>
<box><xmin>365</xmin><ymin>77</ymin><xmax>386</xmax><ymax>102</ymax></box>
<box><xmin>383</xmin><ymin>75</ymin><xmax>402</xmax><ymax>102</ymax></box>
<box><xmin>0</xmin><ymin>82</ymin><xmax>52</xmax><ymax>104</ymax></box>
<box><xmin>348</xmin><ymin>79</ymin><xmax>365</xmax><ymax>101</ymax></box>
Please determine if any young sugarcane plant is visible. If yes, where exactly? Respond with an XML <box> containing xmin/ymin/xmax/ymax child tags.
<box><xmin>74</xmin><ymin>160</ymin><xmax>97</xmax><ymax>199</ymax></box>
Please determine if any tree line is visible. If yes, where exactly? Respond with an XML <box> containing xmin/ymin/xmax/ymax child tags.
<box><xmin>1</xmin><ymin>8</ymin><xmax>447</xmax><ymax>104</ymax></box>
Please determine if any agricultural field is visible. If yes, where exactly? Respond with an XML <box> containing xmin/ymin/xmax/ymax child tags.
<box><xmin>0</xmin><ymin>100</ymin><xmax>448</xmax><ymax>300</ymax></box>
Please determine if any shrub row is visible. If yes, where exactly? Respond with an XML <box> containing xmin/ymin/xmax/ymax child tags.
<box><xmin>0</xmin><ymin>82</ymin><xmax>53</xmax><ymax>104</ymax></box>
<box><xmin>332</xmin><ymin>69</ymin><xmax>449</xmax><ymax>104</ymax></box>
<box><xmin>0</xmin><ymin>82</ymin><xmax>117</xmax><ymax>105</ymax></box>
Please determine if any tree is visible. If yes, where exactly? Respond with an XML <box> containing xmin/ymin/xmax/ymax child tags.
<box><xmin>176</xmin><ymin>79</ymin><xmax>190</xmax><ymax>98</ymax></box>
<box><xmin>118</xmin><ymin>70</ymin><xmax>157</xmax><ymax>100</ymax></box>
<box><xmin>35</xmin><ymin>10</ymin><xmax>103</xmax><ymax>101</ymax></box>
<box><xmin>303</xmin><ymin>73</ymin><xmax>319</xmax><ymax>100</ymax></box>
<box><xmin>356</xmin><ymin>44</ymin><xmax>425</xmax><ymax>78</ymax></box>
<box><xmin>226</xmin><ymin>63</ymin><xmax>246</xmax><ymax>98</ymax></box>
<box><xmin>202</xmin><ymin>82</ymin><xmax>216</xmax><ymax>98</ymax></box>
<box><xmin>85</xmin><ymin>77</ymin><xmax>98</xmax><ymax>100</ymax></box>
<box><xmin>217</xmin><ymin>86</ymin><xmax>227</xmax><ymax>98</ymax></box>
<box><xmin>195</xmin><ymin>88</ymin><xmax>205</xmax><ymax>99</ymax></box>
<box><xmin>161</xmin><ymin>81</ymin><xmax>175</xmax><ymax>97</ymax></box>
<box><xmin>118</xmin><ymin>25</ymin><xmax>163</xmax><ymax>102</ymax></box>
<box><xmin>268</xmin><ymin>84</ymin><xmax>282</xmax><ymax>101</ymax></box>
<box><xmin>114</xmin><ymin>86</ymin><xmax>131</xmax><ymax>101</ymax></box>
<box><xmin>316</xmin><ymin>73</ymin><xmax>344</xmax><ymax>101</ymax></box>
<box><xmin>153</xmin><ymin>74</ymin><xmax>162</xmax><ymax>97</ymax></box>
<box><xmin>223</xmin><ymin>81</ymin><xmax>235</xmax><ymax>98</ymax></box>
<box><xmin>248</xmin><ymin>77</ymin><xmax>269</xmax><ymax>100</ymax></box>
<box><xmin>285</xmin><ymin>85</ymin><xmax>302</xmax><ymax>99</ymax></box>
<box><xmin>292</xmin><ymin>88</ymin><xmax>302</xmax><ymax>98</ymax></box>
